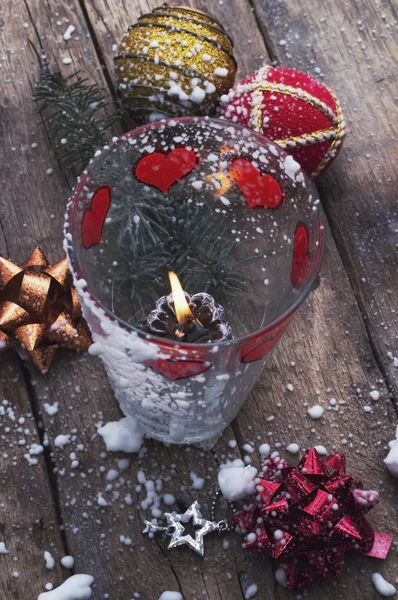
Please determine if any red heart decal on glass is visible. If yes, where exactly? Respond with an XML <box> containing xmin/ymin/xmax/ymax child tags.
<box><xmin>291</xmin><ymin>223</ymin><xmax>310</xmax><ymax>288</ymax></box>
<box><xmin>81</xmin><ymin>185</ymin><xmax>112</xmax><ymax>249</ymax></box>
<box><xmin>134</xmin><ymin>148</ymin><xmax>197</xmax><ymax>193</ymax></box>
<box><xmin>147</xmin><ymin>358</ymin><xmax>211</xmax><ymax>381</ymax></box>
<box><xmin>241</xmin><ymin>327</ymin><xmax>287</xmax><ymax>364</ymax></box>
<box><xmin>230</xmin><ymin>159</ymin><xmax>282</xmax><ymax>209</ymax></box>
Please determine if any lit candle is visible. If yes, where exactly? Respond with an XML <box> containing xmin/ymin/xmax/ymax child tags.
<box><xmin>140</xmin><ymin>271</ymin><xmax>232</xmax><ymax>343</ymax></box>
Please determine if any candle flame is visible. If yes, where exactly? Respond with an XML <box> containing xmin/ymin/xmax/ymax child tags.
<box><xmin>168</xmin><ymin>271</ymin><xmax>193</xmax><ymax>324</ymax></box>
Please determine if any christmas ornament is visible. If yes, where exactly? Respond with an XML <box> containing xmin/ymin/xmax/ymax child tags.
<box><xmin>221</xmin><ymin>65</ymin><xmax>345</xmax><ymax>178</ymax></box>
<box><xmin>114</xmin><ymin>5</ymin><xmax>237</xmax><ymax>120</ymax></box>
<box><xmin>0</xmin><ymin>248</ymin><xmax>92</xmax><ymax>373</ymax></box>
<box><xmin>143</xmin><ymin>500</ymin><xmax>229</xmax><ymax>557</ymax></box>
<box><xmin>234</xmin><ymin>449</ymin><xmax>392</xmax><ymax>591</ymax></box>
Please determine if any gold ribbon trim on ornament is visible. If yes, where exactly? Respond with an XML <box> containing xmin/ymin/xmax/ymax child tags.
<box><xmin>275</xmin><ymin>127</ymin><xmax>338</xmax><ymax>148</ymax></box>
<box><xmin>309</xmin><ymin>90</ymin><xmax>345</xmax><ymax>178</ymax></box>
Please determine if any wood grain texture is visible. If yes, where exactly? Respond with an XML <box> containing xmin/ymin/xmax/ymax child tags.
<box><xmin>0</xmin><ymin>354</ymin><xmax>66</xmax><ymax>598</ymax></box>
<box><xmin>252</xmin><ymin>0</ymin><xmax>398</xmax><ymax>399</ymax></box>
<box><xmin>1</xmin><ymin>0</ymin><xmax>398</xmax><ymax>598</ymax></box>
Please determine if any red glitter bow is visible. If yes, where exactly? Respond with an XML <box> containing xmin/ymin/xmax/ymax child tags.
<box><xmin>234</xmin><ymin>449</ymin><xmax>392</xmax><ymax>591</ymax></box>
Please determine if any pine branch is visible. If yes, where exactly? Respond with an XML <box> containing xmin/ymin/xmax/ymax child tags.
<box><xmin>32</xmin><ymin>51</ymin><xmax>120</xmax><ymax>177</ymax></box>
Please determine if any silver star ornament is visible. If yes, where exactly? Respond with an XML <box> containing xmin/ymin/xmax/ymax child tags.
<box><xmin>164</xmin><ymin>501</ymin><xmax>218</xmax><ymax>556</ymax></box>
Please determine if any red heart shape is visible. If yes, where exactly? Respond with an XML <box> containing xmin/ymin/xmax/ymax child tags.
<box><xmin>134</xmin><ymin>148</ymin><xmax>197</xmax><ymax>193</ymax></box>
<box><xmin>291</xmin><ymin>223</ymin><xmax>310</xmax><ymax>288</ymax></box>
<box><xmin>147</xmin><ymin>358</ymin><xmax>211</xmax><ymax>381</ymax></box>
<box><xmin>230</xmin><ymin>158</ymin><xmax>282</xmax><ymax>209</ymax></box>
<box><xmin>81</xmin><ymin>185</ymin><xmax>112</xmax><ymax>249</ymax></box>
<box><xmin>241</xmin><ymin>327</ymin><xmax>286</xmax><ymax>363</ymax></box>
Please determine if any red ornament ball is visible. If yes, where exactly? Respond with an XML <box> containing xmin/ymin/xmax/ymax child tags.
<box><xmin>221</xmin><ymin>65</ymin><xmax>345</xmax><ymax>178</ymax></box>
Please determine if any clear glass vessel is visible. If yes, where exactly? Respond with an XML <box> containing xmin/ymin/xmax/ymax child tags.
<box><xmin>64</xmin><ymin>117</ymin><xmax>324</xmax><ymax>447</ymax></box>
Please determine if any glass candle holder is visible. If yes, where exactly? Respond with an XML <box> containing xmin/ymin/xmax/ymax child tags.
<box><xmin>64</xmin><ymin>118</ymin><xmax>324</xmax><ymax>447</ymax></box>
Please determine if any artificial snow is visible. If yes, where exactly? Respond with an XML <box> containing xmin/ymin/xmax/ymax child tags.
<box><xmin>44</xmin><ymin>402</ymin><xmax>59</xmax><ymax>416</ymax></box>
<box><xmin>97</xmin><ymin>417</ymin><xmax>144</xmax><ymax>453</ymax></box>
<box><xmin>308</xmin><ymin>405</ymin><xmax>324</xmax><ymax>419</ymax></box>
<box><xmin>275</xmin><ymin>567</ymin><xmax>288</xmax><ymax>587</ymax></box>
<box><xmin>218</xmin><ymin>459</ymin><xmax>257</xmax><ymax>501</ymax></box>
<box><xmin>97</xmin><ymin>494</ymin><xmax>108</xmax><ymax>507</ymax></box>
<box><xmin>38</xmin><ymin>574</ymin><xmax>94</xmax><ymax>600</ymax></box>
<box><xmin>259</xmin><ymin>443</ymin><xmax>271</xmax><ymax>458</ymax></box>
<box><xmin>0</xmin><ymin>542</ymin><xmax>8</xmax><ymax>554</ymax></box>
<box><xmin>44</xmin><ymin>551</ymin><xmax>55</xmax><ymax>569</ymax></box>
<box><xmin>62</xmin><ymin>57</ymin><xmax>73</xmax><ymax>65</ymax></box>
<box><xmin>190</xmin><ymin>86</ymin><xmax>206</xmax><ymax>104</ymax></box>
<box><xmin>283</xmin><ymin>155</ymin><xmax>301</xmax><ymax>182</ymax></box>
<box><xmin>314</xmin><ymin>445</ymin><xmax>328</xmax><ymax>455</ymax></box>
<box><xmin>286</xmin><ymin>443</ymin><xmax>299</xmax><ymax>455</ymax></box>
<box><xmin>214</xmin><ymin>67</ymin><xmax>228</xmax><ymax>77</ymax></box>
<box><xmin>244</xmin><ymin>584</ymin><xmax>258</xmax><ymax>599</ymax></box>
<box><xmin>370</xmin><ymin>390</ymin><xmax>380</xmax><ymax>401</ymax></box>
<box><xmin>371</xmin><ymin>573</ymin><xmax>396</xmax><ymax>597</ymax></box>
<box><xmin>63</xmin><ymin>25</ymin><xmax>75</xmax><ymax>41</ymax></box>
<box><xmin>163</xmin><ymin>494</ymin><xmax>175</xmax><ymax>506</ymax></box>
<box><xmin>158</xmin><ymin>593</ymin><xmax>183</xmax><ymax>600</ymax></box>
<box><xmin>190</xmin><ymin>472</ymin><xmax>204</xmax><ymax>490</ymax></box>
<box><xmin>61</xmin><ymin>556</ymin><xmax>75</xmax><ymax>569</ymax></box>
<box><xmin>30</xmin><ymin>444</ymin><xmax>44</xmax><ymax>456</ymax></box>
<box><xmin>54</xmin><ymin>434</ymin><xmax>71</xmax><ymax>448</ymax></box>
<box><xmin>384</xmin><ymin>426</ymin><xmax>398</xmax><ymax>477</ymax></box>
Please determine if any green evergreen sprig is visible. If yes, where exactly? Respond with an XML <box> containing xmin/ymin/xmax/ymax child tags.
<box><xmin>32</xmin><ymin>50</ymin><xmax>120</xmax><ymax>177</ymax></box>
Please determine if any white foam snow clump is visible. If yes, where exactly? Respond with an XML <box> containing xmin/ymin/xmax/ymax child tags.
<box><xmin>384</xmin><ymin>425</ymin><xmax>398</xmax><ymax>477</ymax></box>
<box><xmin>38</xmin><ymin>574</ymin><xmax>94</xmax><ymax>600</ymax></box>
<box><xmin>98</xmin><ymin>416</ymin><xmax>145</xmax><ymax>453</ymax></box>
<box><xmin>218</xmin><ymin>459</ymin><xmax>258</xmax><ymax>501</ymax></box>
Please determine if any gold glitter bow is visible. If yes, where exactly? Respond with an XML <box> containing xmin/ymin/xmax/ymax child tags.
<box><xmin>0</xmin><ymin>248</ymin><xmax>92</xmax><ymax>373</ymax></box>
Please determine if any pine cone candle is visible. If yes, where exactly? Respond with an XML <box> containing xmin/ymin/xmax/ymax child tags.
<box><xmin>141</xmin><ymin>291</ymin><xmax>232</xmax><ymax>343</ymax></box>
<box><xmin>114</xmin><ymin>5</ymin><xmax>237</xmax><ymax>121</ymax></box>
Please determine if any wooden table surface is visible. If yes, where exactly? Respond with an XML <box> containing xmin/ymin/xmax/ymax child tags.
<box><xmin>1</xmin><ymin>0</ymin><xmax>397</xmax><ymax>598</ymax></box>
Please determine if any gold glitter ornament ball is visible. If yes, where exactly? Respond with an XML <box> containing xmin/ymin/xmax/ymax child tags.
<box><xmin>114</xmin><ymin>5</ymin><xmax>237</xmax><ymax>121</ymax></box>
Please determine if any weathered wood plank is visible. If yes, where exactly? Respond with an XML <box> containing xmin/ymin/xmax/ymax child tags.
<box><xmin>0</xmin><ymin>4</ymin><xmax>78</xmax><ymax>597</ymax></box>
<box><xmin>0</xmin><ymin>353</ymin><xmax>66</xmax><ymax>599</ymax></box>
<box><xmin>252</xmin><ymin>0</ymin><xmax>398</xmax><ymax>399</ymax></box>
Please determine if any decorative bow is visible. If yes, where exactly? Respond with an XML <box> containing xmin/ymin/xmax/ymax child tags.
<box><xmin>0</xmin><ymin>248</ymin><xmax>91</xmax><ymax>373</ymax></box>
<box><xmin>234</xmin><ymin>448</ymin><xmax>392</xmax><ymax>591</ymax></box>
